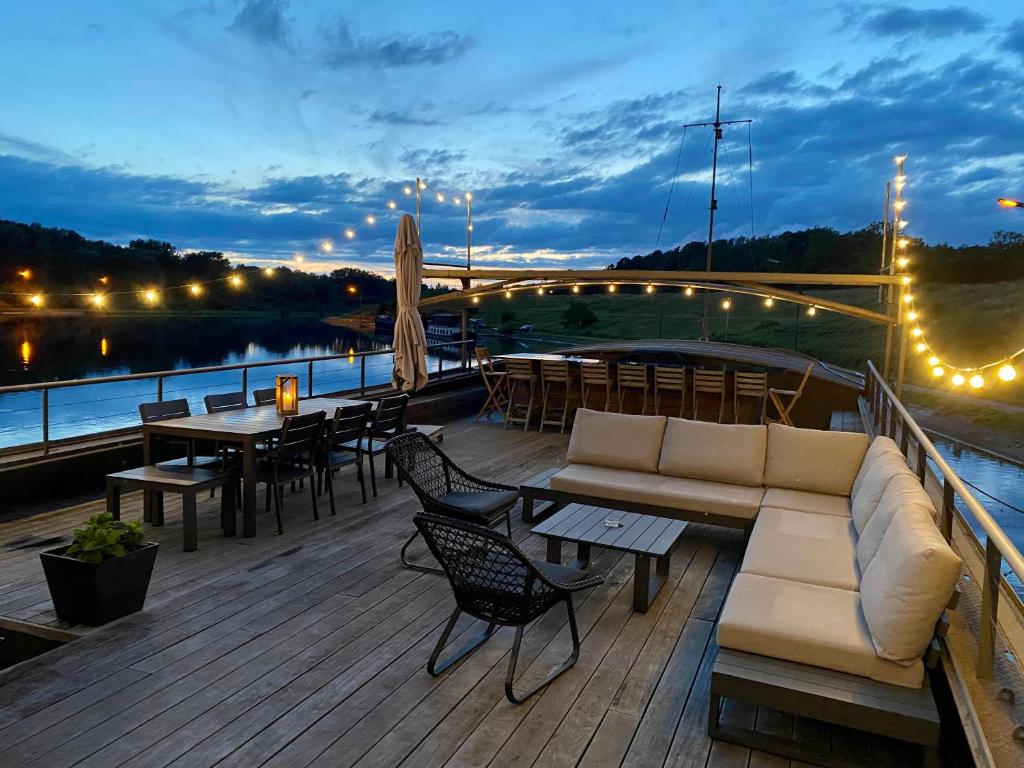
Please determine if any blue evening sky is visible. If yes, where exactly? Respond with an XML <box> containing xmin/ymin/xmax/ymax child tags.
<box><xmin>1</xmin><ymin>1</ymin><xmax>1022</xmax><ymax>274</ymax></box>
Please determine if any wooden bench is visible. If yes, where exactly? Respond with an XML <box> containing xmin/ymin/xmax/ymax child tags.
<box><xmin>106</xmin><ymin>466</ymin><xmax>238</xmax><ymax>552</ymax></box>
<box><xmin>710</xmin><ymin>648</ymin><xmax>941</xmax><ymax>768</ymax></box>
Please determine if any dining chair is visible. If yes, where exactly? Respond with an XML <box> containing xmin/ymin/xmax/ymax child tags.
<box><xmin>580</xmin><ymin>362</ymin><xmax>612</xmax><ymax>412</ymax></box>
<box><xmin>204</xmin><ymin>391</ymin><xmax>247</xmax><ymax>413</ymax></box>
<box><xmin>253</xmin><ymin>388</ymin><xmax>276</xmax><ymax>407</ymax></box>
<box><xmin>414</xmin><ymin>513</ymin><xmax>603</xmax><ymax>703</ymax></box>
<box><xmin>474</xmin><ymin>346</ymin><xmax>508</xmax><ymax>422</ymax></box>
<box><xmin>616</xmin><ymin>364</ymin><xmax>649</xmax><ymax>415</ymax></box>
<box><xmin>361</xmin><ymin>394</ymin><xmax>410</xmax><ymax>497</ymax></box>
<box><xmin>692</xmin><ymin>368</ymin><xmax>727</xmax><ymax>423</ymax></box>
<box><xmin>504</xmin><ymin>359</ymin><xmax>538</xmax><ymax>431</ymax></box>
<box><xmin>255</xmin><ymin>409</ymin><xmax>325</xmax><ymax>535</ymax></box>
<box><xmin>138</xmin><ymin>399</ymin><xmax>220</xmax><ymax>470</ymax></box>
<box><xmin>540</xmin><ymin>360</ymin><xmax>574</xmax><ymax>433</ymax></box>
<box><xmin>654</xmin><ymin>366</ymin><xmax>687</xmax><ymax>418</ymax></box>
<box><xmin>766</xmin><ymin>364</ymin><xmax>815</xmax><ymax>426</ymax></box>
<box><xmin>315</xmin><ymin>402</ymin><xmax>372</xmax><ymax>509</ymax></box>
<box><xmin>734</xmin><ymin>371</ymin><xmax>769</xmax><ymax>424</ymax></box>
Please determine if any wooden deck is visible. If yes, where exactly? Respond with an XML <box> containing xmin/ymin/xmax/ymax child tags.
<box><xmin>0</xmin><ymin>417</ymin><xmax>924</xmax><ymax>767</ymax></box>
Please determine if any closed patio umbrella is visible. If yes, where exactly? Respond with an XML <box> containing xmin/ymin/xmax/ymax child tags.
<box><xmin>391</xmin><ymin>214</ymin><xmax>429</xmax><ymax>392</ymax></box>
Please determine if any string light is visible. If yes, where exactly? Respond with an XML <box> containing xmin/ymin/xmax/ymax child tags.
<box><xmin>387</xmin><ymin>200</ymin><xmax>397</xmax><ymax>209</ymax></box>
<box><xmin>999</xmin><ymin>365</ymin><xmax>1017</xmax><ymax>382</ymax></box>
<box><xmin>572</xmin><ymin>284</ymin><xmax>580</xmax><ymax>294</ymax></box>
<box><xmin>764</xmin><ymin>296</ymin><xmax>774</xmax><ymax>308</ymax></box>
<box><xmin>646</xmin><ymin>283</ymin><xmax>655</xmax><ymax>294</ymax></box>
<box><xmin>264</xmin><ymin>267</ymin><xmax>275</xmax><ymax>277</ymax></box>
<box><xmin>436</xmin><ymin>192</ymin><xmax>445</xmax><ymax>203</ymax></box>
<box><xmin>684</xmin><ymin>286</ymin><xmax>694</xmax><ymax>296</ymax></box>
<box><xmin>915</xmin><ymin>342</ymin><xmax>926</xmax><ymax>353</ymax></box>
<box><xmin>320</xmin><ymin>240</ymin><xmax>334</xmax><ymax>253</ymax></box>
<box><xmin>28</xmin><ymin>293</ymin><xmax>43</xmax><ymax>307</ymax></box>
<box><xmin>952</xmin><ymin>373</ymin><xmax>966</xmax><ymax>386</ymax></box>
<box><xmin>471</xmin><ymin>295</ymin><xmax>479</xmax><ymax>304</ymax></box>
<box><xmin>537</xmin><ymin>286</ymin><xmax>544</xmax><ymax>295</ymax></box>
<box><xmin>970</xmin><ymin>374</ymin><xmax>984</xmax><ymax>389</ymax></box>
<box><xmin>142</xmin><ymin>289</ymin><xmax>159</xmax><ymax>304</ymax></box>
<box><xmin>721</xmin><ymin>297</ymin><xmax>732</xmax><ymax>310</ymax></box>
<box><xmin>806</xmin><ymin>305</ymin><xmax>817</xmax><ymax>316</ymax></box>
<box><xmin>403</xmin><ymin>186</ymin><xmax>413</xmax><ymax>195</ymax></box>
<box><xmin>365</xmin><ymin>215</ymin><xmax>376</xmax><ymax>225</ymax></box>
<box><xmin>928</xmin><ymin>356</ymin><xmax>939</xmax><ymax>366</ymax></box>
<box><xmin>609</xmin><ymin>284</ymin><xmax>617</xmax><ymax>293</ymax></box>
<box><xmin>344</xmin><ymin>229</ymin><xmax>356</xmax><ymax>240</ymax></box>
<box><xmin>932</xmin><ymin>366</ymin><xmax>945</xmax><ymax>378</ymax></box>
<box><xmin>897</xmin><ymin>257</ymin><xmax>909</xmax><ymax>268</ymax></box>
<box><xmin>89</xmin><ymin>293</ymin><xmax>106</xmax><ymax>308</ymax></box>
<box><xmin>189</xmin><ymin>283</ymin><xmax>203</xmax><ymax>297</ymax></box>
<box><xmin>505</xmin><ymin>289</ymin><xmax>512</xmax><ymax>298</ymax></box>
<box><xmin>229</xmin><ymin>274</ymin><xmax>244</xmax><ymax>288</ymax></box>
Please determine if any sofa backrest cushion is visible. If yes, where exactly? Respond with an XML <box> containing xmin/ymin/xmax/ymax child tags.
<box><xmin>851</xmin><ymin>452</ymin><xmax>914</xmax><ymax>534</ymax></box>
<box><xmin>851</xmin><ymin>436</ymin><xmax>902</xmax><ymax>498</ymax></box>
<box><xmin>860</xmin><ymin>509</ymin><xmax>961</xmax><ymax>663</ymax></box>
<box><xmin>566</xmin><ymin>409</ymin><xmax>667</xmax><ymax>473</ymax></box>
<box><xmin>856</xmin><ymin>473</ymin><xmax>935</xmax><ymax>572</ymax></box>
<box><xmin>763</xmin><ymin>424</ymin><xmax>870</xmax><ymax>496</ymax></box>
<box><xmin>658</xmin><ymin>418</ymin><xmax>767</xmax><ymax>487</ymax></box>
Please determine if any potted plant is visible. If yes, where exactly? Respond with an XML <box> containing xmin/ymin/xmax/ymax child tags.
<box><xmin>40</xmin><ymin>513</ymin><xmax>158</xmax><ymax>626</ymax></box>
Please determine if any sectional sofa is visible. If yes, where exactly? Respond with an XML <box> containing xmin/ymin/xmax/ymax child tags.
<box><xmin>529</xmin><ymin>409</ymin><xmax>962</xmax><ymax>761</ymax></box>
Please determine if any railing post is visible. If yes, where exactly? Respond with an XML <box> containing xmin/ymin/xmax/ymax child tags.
<box><xmin>308</xmin><ymin>361</ymin><xmax>314</xmax><ymax>398</ymax></box>
<box><xmin>157</xmin><ymin>376</ymin><xmax>164</xmax><ymax>402</ymax></box>
<box><xmin>978</xmin><ymin>537</ymin><xmax>1001</xmax><ymax>680</ymax></box>
<box><xmin>360</xmin><ymin>356</ymin><xmax>366</xmax><ymax>396</ymax></box>
<box><xmin>899</xmin><ymin>416</ymin><xmax>910</xmax><ymax>455</ymax></box>
<box><xmin>916</xmin><ymin>441</ymin><xmax>927</xmax><ymax>484</ymax></box>
<box><xmin>438</xmin><ymin>349</ymin><xmax>444</xmax><ymax>380</ymax></box>
<box><xmin>241</xmin><ymin>367</ymin><xmax>248</xmax><ymax>400</ymax></box>
<box><xmin>941</xmin><ymin>479</ymin><xmax>954</xmax><ymax>542</ymax></box>
<box><xmin>41</xmin><ymin>388</ymin><xmax>49</xmax><ymax>455</ymax></box>
<box><xmin>887</xmin><ymin>401</ymin><xmax>897</xmax><ymax>440</ymax></box>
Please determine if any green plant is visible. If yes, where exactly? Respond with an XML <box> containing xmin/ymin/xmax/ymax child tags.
<box><xmin>65</xmin><ymin>513</ymin><xmax>146</xmax><ymax>564</ymax></box>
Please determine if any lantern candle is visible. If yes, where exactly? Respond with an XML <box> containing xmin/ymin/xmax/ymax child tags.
<box><xmin>275</xmin><ymin>375</ymin><xmax>299</xmax><ymax>415</ymax></box>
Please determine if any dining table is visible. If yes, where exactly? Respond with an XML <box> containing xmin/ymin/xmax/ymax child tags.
<box><xmin>494</xmin><ymin>352</ymin><xmax>602</xmax><ymax>364</ymax></box>
<box><xmin>142</xmin><ymin>396</ymin><xmax>364</xmax><ymax>537</ymax></box>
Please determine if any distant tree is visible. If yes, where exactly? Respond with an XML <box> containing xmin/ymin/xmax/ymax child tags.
<box><xmin>500</xmin><ymin>311</ymin><xmax>516</xmax><ymax>324</ymax></box>
<box><xmin>561</xmin><ymin>301</ymin><xmax>597</xmax><ymax>328</ymax></box>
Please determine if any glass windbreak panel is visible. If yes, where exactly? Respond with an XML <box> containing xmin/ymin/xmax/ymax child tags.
<box><xmin>45</xmin><ymin>379</ymin><xmax>160</xmax><ymax>443</ymax></box>
<box><xmin>310</xmin><ymin>355</ymin><xmax>363</xmax><ymax>397</ymax></box>
<box><xmin>0</xmin><ymin>390</ymin><xmax>43</xmax><ymax>449</ymax></box>
<box><xmin>363</xmin><ymin>353</ymin><xmax>396</xmax><ymax>390</ymax></box>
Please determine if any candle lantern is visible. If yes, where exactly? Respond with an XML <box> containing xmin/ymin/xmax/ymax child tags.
<box><xmin>275</xmin><ymin>375</ymin><xmax>299</xmax><ymax>415</ymax></box>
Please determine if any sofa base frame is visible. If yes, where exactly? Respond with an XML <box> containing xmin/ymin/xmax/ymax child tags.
<box><xmin>519</xmin><ymin>468</ymin><xmax>755</xmax><ymax>530</ymax></box>
<box><xmin>710</xmin><ymin>649</ymin><xmax>940</xmax><ymax>768</ymax></box>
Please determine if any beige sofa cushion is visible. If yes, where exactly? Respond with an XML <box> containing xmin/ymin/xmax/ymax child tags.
<box><xmin>856</xmin><ymin>473</ymin><xmax>936</xmax><ymax>573</ymax></box>
<box><xmin>549</xmin><ymin>464</ymin><xmax>764</xmax><ymax>520</ymax></box>
<box><xmin>658</xmin><ymin>419</ymin><xmax>767</xmax><ymax>486</ymax></box>
<box><xmin>763</xmin><ymin>424</ymin><xmax>870</xmax><ymax>496</ymax></box>
<box><xmin>860</xmin><ymin>511</ymin><xmax>961</xmax><ymax>663</ymax></box>
<box><xmin>851</xmin><ymin>452</ymin><xmax>914</xmax><ymax>534</ymax></box>
<box><xmin>717</xmin><ymin>573</ymin><xmax>924</xmax><ymax>688</ymax></box>
<box><xmin>759</xmin><ymin>488</ymin><xmax>850</xmax><ymax>518</ymax></box>
<box><xmin>851</xmin><ymin>436</ymin><xmax>903</xmax><ymax>498</ymax></box>
<box><xmin>566</xmin><ymin>409</ymin><xmax>667</xmax><ymax>473</ymax></box>
<box><xmin>741</xmin><ymin>507</ymin><xmax>859</xmax><ymax>591</ymax></box>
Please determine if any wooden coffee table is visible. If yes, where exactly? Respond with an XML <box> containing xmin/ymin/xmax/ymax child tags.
<box><xmin>532</xmin><ymin>504</ymin><xmax>687</xmax><ymax>612</ymax></box>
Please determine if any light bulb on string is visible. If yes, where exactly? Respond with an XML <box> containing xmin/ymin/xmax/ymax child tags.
<box><xmin>609</xmin><ymin>284</ymin><xmax>617</xmax><ymax>293</ymax></box>
<box><xmin>907</xmin><ymin>310</ymin><xmax>918</xmax><ymax>321</ymax></box>
<box><xmin>403</xmin><ymin>186</ymin><xmax>413</xmax><ymax>196</ymax></box>
<box><xmin>90</xmin><ymin>293</ymin><xmax>106</xmax><ymax>308</ymax></box>
<box><xmin>897</xmin><ymin>257</ymin><xmax>910</xmax><ymax>268</ymax></box>
<box><xmin>684</xmin><ymin>286</ymin><xmax>693</xmax><ymax>296</ymax></box>
<box><xmin>764</xmin><ymin>296</ymin><xmax>774</xmax><ymax>308</ymax></box>
<box><xmin>418</xmin><ymin>180</ymin><xmax>427</xmax><ymax>190</ymax></box>
<box><xmin>230</xmin><ymin>274</ymin><xmax>244</xmax><ymax>288</ymax></box>
<box><xmin>646</xmin><ymin>283</ymin><xmax>655</xmax><ymax>294</ymax></box>
<box><xmin>471</xmin><ymin>295</ymin><xmax>479</xmax><ymax>304</ymax></box>
<box><xmin>436</xmin><ymin>193</ymin><xmax>445</xmax><ymax>203</ymax></box>
<box><xmin>721</xmin><ymin>297</ymin><xmax>732</xmax><ymax>310</ymax></box>
<box><xmin>537</xmin><ymin>286</ymin><xmax>544</xmax><ymax>295</ymax></box>
<box><xmin>911</xmin><ymin>327</ymin><xmax>923</xmax><ymax>338</ymax></box>
<box><xmin>320</xmin><ymin>239</ymin><xmax>334</xmax><ymax>253</ymax></box>
<box><xmin>189</xmin><ymin>283</ymin><xmax>203</xmax><ymax>297</ymax></box>
<box><xmin>572</xmin><ymin>284</ymin><xmax>580</xmax><ymax>294</ymax></box>
<box><xmin>932</xmin><ymin>366</ymin><xmax>945</xmax><ymax>378</ymax></box>
<box><xmin>915</xmin><ymin>342</ymin><xmax>926</xmax><ymax>353</ymax></box>
<box><xmin>505</xmin><ymin>290</ymin><xmax>512</xmax><ymax>299</ymax></box>
<box><xmin>264</xmin><ymin>267</ymin><xmax>275</xmax><ymax>277</ymax></box>
<box><xmin>365</xmin><ymin>215</ymin><xmax>376</xmax><ymax>225</ymax></box>
<box><xmin>387</xmin><ymin>200</ymin><xmax>397</xmax><ymax>210</ymax></box>
<box><xmin>970</xmin><ymin>374</ymin><xmax>984</xmax><ymax>389</ymax></box>
<box><xmin>952</xmin><ymin>373</ymin><xmax>966</xmax><ymax>386</ymax></box>
<box><xmin>928</xmin><ymin>356</ymin><xmax>940</xmax><ymax>366</ymax></box>
<box><xmin>28</xmin><ymin>293</ymin><xmax>43</xmax><ymax>307</ymax></box>
<box><xmin>453</xmin><ymin>197</ymin><xmax>461</xmax><ymax>206</ymax></box>
<box><xmin>999</xmin><ymin>365</ymin><xmax>1017</xmax><ymax>382</ymax></box>
<box><xmin>344</xmin><ymin>229</ymin><xmax>355</xmax><ymax>240</ymax></box>
<box><xmin>806</xmin><ymin>305</ymin><xmax>817</xmax><ymax>316</ymax></box>
<box><xmin>142</xmin><ymin>289</ymin><xmax>159</xmax><ymax>305</ymax></box>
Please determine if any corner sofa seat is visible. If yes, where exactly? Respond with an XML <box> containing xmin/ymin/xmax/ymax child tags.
<box><xmin>548</xmin><ymin>463</ymin><xmax>764</xmax><ymax>520</ymax></box>
<box><xmin>740</xmin><ymin>507</ymin><xmax>859</xmax><ymax>591</ymax></box>
<box><xmin>718</xmin><ymin>572</ymin><xmax>924</xmax><ymax>688</ymax></box>
<box><xmin>759</xmin><ymin>488</ymin><xmax>851</xmax><ymax>518</ymax></box>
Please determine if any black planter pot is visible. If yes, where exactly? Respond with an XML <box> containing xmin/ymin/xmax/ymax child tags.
<box><xmin>40</xmin><ymin>543</ymin><xmax>159</xmax><ymax>626</ymax></box>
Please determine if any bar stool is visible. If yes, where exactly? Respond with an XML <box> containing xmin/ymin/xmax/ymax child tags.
<box><xmin>540</xmin><ymin>360</ymin><xmax>574</xmax><ymax>433</ymax></box>
<box><xmin>474</xmin><ymin>346</ymin><xmax>508</xmax><ymax>422</ymax></box>
<box><xmin>580</xmin><ymin>362</ymin><xmax>612</xmax><ymax>412</ymax></box>
<box><xmin>654</xmin><ymin>366</ymin><xmax>687</xmax><ymax>418</ymax></box>
<box><xmin>693</xmin><ymin>368</ymin><xmax>726</xmax><ymax>423</ymax></box>
<box><xmin>733</xmin><ymin>371</ymin><xmax>768</xmax><ymax>424</ymax></box>
<box><xmin>617</xmin><ymin>364</ymin><xmax>649</xmax><ymax>415</ymax></box>
<box><xmin>505</xmin><ymin>359</ymin><xmax>538</xmax><ymax>431</ymax></box>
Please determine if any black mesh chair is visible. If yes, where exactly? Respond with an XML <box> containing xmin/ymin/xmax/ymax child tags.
<box><xmin>315</xmin><ymin>402</ymin><xmax>373</xmax><ymax>510</ymax></box>
<box><xmin>253</xmin><ymin>388</ymin><xmax>276</xmax><ymax>406</ymax></box>
<box><xmin>414</xmin><ymin>514</ymin><xmax>603</xmax><ymax>703</ymax></box>
<box><xmin>254</xmin><ymin>410</ymin><xmax>325</xmax><ymax>535</ymax></box>
<box><xmin>385</xmin><ymin>431</ymin><xmax>519</xmax><ymax>573</ymax></box>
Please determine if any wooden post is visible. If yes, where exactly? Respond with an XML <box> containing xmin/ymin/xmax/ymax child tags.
<box><xmin>895</xmin><ymin>284</ymin><xmax>909</xmax><ymax>399</ymax></box>
<box><xmin>941</xmin><ymin>479</ymin><xmax>954</xmax><ymax>542</ymax></box>
<box><xmin>978</xmin><ymin>537</ymin><xmax>1001</xmax><ymax>679</ymax></box>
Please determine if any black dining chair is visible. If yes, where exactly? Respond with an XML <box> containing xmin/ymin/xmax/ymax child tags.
<box><xmin>414</xmin><ymin>514</ymin><xmax>603</xmax><ymax>703</ymax></box>
<box><xmin>315</xmin><ymin>402</ymin><xmax>373</xmax><ymax>510</ymax></box>
<box><xmin>253</xmin><ymin>388</ymin><xmax>276</xmax><ymax>407</ymax></box>
<box><xmin>204</xmin><ymin>391</ymin><xmax>247</xmax><ymax>413</ymax></box>
<box><xmin>254</xmin><ymin>410</ymin><xmax>325</xmax><ymax>535</ymax></box>
<box><xmin>362</xmin><ymin>394</ymin><xmax>410</xmax><ymax>497</ymax></box>
<box><xmin>384</xmin><ymin>431</ymin><xmax>519</xmax><ymax>573</ymax></box>
<box><xmin>139</xmin><ymin>399</ymin><xmax>220</xmax><ymax>470</ymax></box>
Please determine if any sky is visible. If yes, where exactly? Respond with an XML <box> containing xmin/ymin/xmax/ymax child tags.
<box><xmin>1</xmin><ymin>1</ymin><xmax>1023</xmax><ymax>275</ymax></box>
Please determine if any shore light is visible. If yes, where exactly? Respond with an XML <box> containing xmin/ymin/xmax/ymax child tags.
<box><xmin>18</xmin><ymin>269</ymin><xmax>32</xmax><ymax>279</ymax></box>
<box><xmin>28</xmin><ymin>293</ymin><xmax>43</xmax><ymax>307</ymax></box>
<box><xmin>998</xmin><ymin>198</ymin><xmax>1023</xmax><ymax>208</ymax></box>
<box><xmin>90</xmin><ymin>293</ymin><xmax>106</xmax><ymax>308</ymax></box>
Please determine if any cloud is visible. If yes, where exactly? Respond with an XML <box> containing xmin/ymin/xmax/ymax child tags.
<box><xmin>852</xmin><ymin>4</ymin><xmax>987</xmax><ymax>40</ymax></box>
<box><xmin>321</xmin><ymin>20</ymin><xmax>474</xmax><ymax>69</ymax></box>
<box><xmin>1002</xmin><ymin>18</ymin><xmax>1024</xmax><ymax>59</ymax></box>
<box><xmin>228</xmin><ymin>0</ymin><xmax>291</xmax><ymax>48</ymax></box>
<box><xmin>399</xmin><ymin>149</ymin><xmax>467</xmax><ymax>175</ymax></box>
<box><xmin>368</xmin><ymin>110</ymin><xmax>445</xmax><ymax>127</ymax></box>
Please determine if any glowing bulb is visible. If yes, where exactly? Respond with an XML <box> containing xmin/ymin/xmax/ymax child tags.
<box><xmin>914</xmin><ymin>342</ymin><xmax>926</xmax><ymax>353</ymax></box>
<box><xmin>418</xmin><ymin>180</ymin><xmax>427</xmax><ymax>190</ymax></box>
<box><xmin>721</xmin><ymin>298</ymin><xmax>732</xmax><ymax>310</ymax></box>
<box><xmin>20</xmin><ymin>339</ymin><xmax>30</xmax><ymax>364</ymax></box>
<box><xmin>465</xmin><ymin>192</ymin><xmax>472</xmax><ymax>201</ymax></box>
<box><xmin>28</xmin><ymin>293</ymin><xmax>43</xmax><ymax>307</ymax></box>
<box><xmin>807</xmin><ymin>306</ymin><xmax>817</xmax><ymax>316</ymax></box>
<box><xmin>346</xmin><ymin>285</ymin><xmax>358</xmax><ymax>295</ymax></box>
<box><xmin>403</xmin><ymin>186</ymin><xmax>413</xmax><ymax>196</ymax></box>
<box><xmin>572</xmin><ymin>284</ymin><xmax>580</xmax><ymax>294</ymax></box>
<box><xmin>387</xmin><ymin>200</ymin><xmax>397</xmax><ymax>210</ymax></box>
<box><xmin>952</xmin><ymin>373</ymin><xmax>965</xmax><ymax>386</ymax></box>
<box><xmin>264</xmin><ymin>267</ymin><xmax>275</xmax><ymax>277</ymax></box>
<box><xmin>609</xmin><ymin>284</ymin><xmax>617</xmax><ymax>293</ymax></box>
<box><xmin>189</xmin><ymin>284</ymin><xmax>202</xmax><ymax>297</ymax></box>
<box><xmin>646</xmin><ymin>284</ymin><xmax>655</xmax><ymax>294</ymax></box>
<box><xmin>684</xmin><ymin>286</ymin><xmax>693</xmax><ymax>296</ymax></box>
<box><xmin>928</xmin><ymin>356</ymin><xmax>939</xmax><ymax>366</ymax></box>
<box><xmin>894</xmin><ymin>200</ymin><xmax>906</xmax><ymax>211</ymax></box>
<box><xmin>468</xmin><ymin>224</ymin><xmax>473</xmax><ymax>231</ymax></box>
<box><xmin>902</xmin><ymin>294</ymin><xmax>913</xmax><ymax>303</ymax></box>
<box><xmin>998</xmin><ymin>365</ymin><xmax>1017</xmax><ymax>382</ymax></box>
<box><xmin>100</xmin><ymin>337</ymin><xmax>108</xmax><ymax>357</ymax></box>
<box><xmin>143</xmin><ymin>289</ymin><xmax>159</xmax><ymax>304</ymax></box>
<box><xmin>230</xmin><ymin>274</ymin><xmax>243</xmax><ymax>287</ymax></box>
<box><xmin>99</xmin><ymin>276</ymin><xmax>110</xmax><ymax>285</ymax></box>
<box><xmin>453</xmin><ymin>197</ymin><xmax>461</xmax><ymax>205</ymax></box>
<box><xmin>911</xmin><ymin>327</ymin><xmax>922</xmax><ymax>337</ymax></box>
<box><xmin>17</xmin><ymin>269</ymin><xmax>32</xmax><ymax>280</ymax></box>
<box><xmin>294</xmin><ymin>254</ymin><xmax>304</xmax><ymax>263</ymax></box>
<box><xmin>90</xmin><ymin>293</ymin><xmax>106</xmax><ymax>308</ymax></box>
<box><xmin>344</xmin><ymin>229</ymin><xmax>355</xmax><ymax>240</ymax></box>
<box><xmin>897</xmin><ymin>219</ymin><xmax>908</xmax><ymax>229</ymax></box>
<box><xmin>897</xmin><ymin>238</ymin><xmax>908</xmax><ymax>249</ymax></box>
<box><xmin>321</xmin><ymin>239</ymin><xmax>334</xmax><ymax>252</ymax></box>
<box><xmin>365</xmin><ymin>215</ymin><xmax>376</xmax><ymax>225</ymax></box>
<box><xmin>907</xmin><ymin>310</ymin><xmax>918</xmax><ymax>321</ymax></box>
<box><xmin>895</xmin><ymin>154</ymin><xmax>908</xmax><ymax>164</ymax></box>
<box><xmin>436</xmin><ymin>193</ymin><xmax>445</xmax><ymax>203</ymax></box>
<box><xmin>764</xmin><ymin>297</ymin><xmax>774</xmax><ymax>308</ymax></box>
<box><xmin>897</xmin><ymin>257</ymin><xmax>909</xmax><ymax>268</ymax></box>
<box><xmin>504</xmin><ymin>290</ymin><xmax>512</xmax><ymax>298</ymax></box>
<box><xmin>932</xmin><ymin>366</ymin><xmax>945</xmax><ymax>378</ymax></box>
<box><xmin>901</xmin><ymin>275</ymin><xmax>912</xmax><ymax>285</ymax></box>
<box><xmin>471</xmin><ymin>295</ymin><xmax>479</xmax><ymax>304</ymax></box>
<box><xmin>969</xmin><ymin>374</ymin><xmax>984</xmax><ymax>389</ymax></box>
<box><xmin>537</xmin><ymin>286</ymin><xmax>544</xmax><ymax>295</ymax></box>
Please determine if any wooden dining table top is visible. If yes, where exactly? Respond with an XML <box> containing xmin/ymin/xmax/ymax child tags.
<box><xmin>141</xmin><ymin>396</ymin><xmax>365</xmax><ymax>439</ymax></box>
<box><xmin>494</xmin><ymin>352</ymin><xmax>602</xmax><ymax>364</ymax></box>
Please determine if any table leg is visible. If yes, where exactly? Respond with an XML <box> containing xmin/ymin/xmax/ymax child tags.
<box><xmin>152</xmin><ymin>491</ymin><xmax>165</xmax><ymax>527</ymax></box>
<box><xmin>106</xmin><ymin>481</ymin><xmax>120</xmax><ymax>520</ymax></box>
<box><xmin>142</xmin><ymin>429</ymin><xmax>153</xmax><ymax>523</ymax></box>
<box><xmin>522</xmin><ymin>493</ymin><xmax>535</xmax><ymax>523</ymax></box>
<box><xmin>220</xmin><ymin>481</ymin><xmax>237</xmax><ymax>537</ymax></box>
<box><xmin>182</xmin><ymin>492</ymin><xmax>197</xmax><ymax>552</ymax></box>
<box><xmin>546</xmin><ymin>538</ymin><xmax>562</xmax><ymax>564</ymax></box>
<box><xmin>242</xmin><ymin>436</ymin><xmax>257</xmax><ymax>537</ymax></box>
<box><xmin>572</xmin><ymin>542</ymin><xmax>592</xmax><ymax>571</ymax></box>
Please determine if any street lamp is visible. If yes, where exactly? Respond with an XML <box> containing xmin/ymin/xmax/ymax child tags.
<box><xmin>347</xmin><ymin>284</ymin><xmax>361</xmax><ymax>308</ymax></box>
<box><xmin>998</xmin><ymin>198</ymin><xmax>1023</xmax><ymax>208</ymax></box>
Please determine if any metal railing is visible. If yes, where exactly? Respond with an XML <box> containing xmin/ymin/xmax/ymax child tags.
<box><xmin>864</xmin><ymin>360</ymin><xmax>1024</xmax><ymax>679</ymax></box>
<box><xmin>0</xmin><ymin>340</ymin><xmax>475</xmax><ymax>456</ymax></box>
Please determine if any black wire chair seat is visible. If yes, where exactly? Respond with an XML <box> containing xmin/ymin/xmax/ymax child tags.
<box><xmin>414</xmin><ymin>514</ymin><xmax>603</xmax><ymax>703</ymax></box>
<box><xmin>384</xmin><ymin>431</ymin><xmax>520</xmax><ymax>573</ymax></box>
